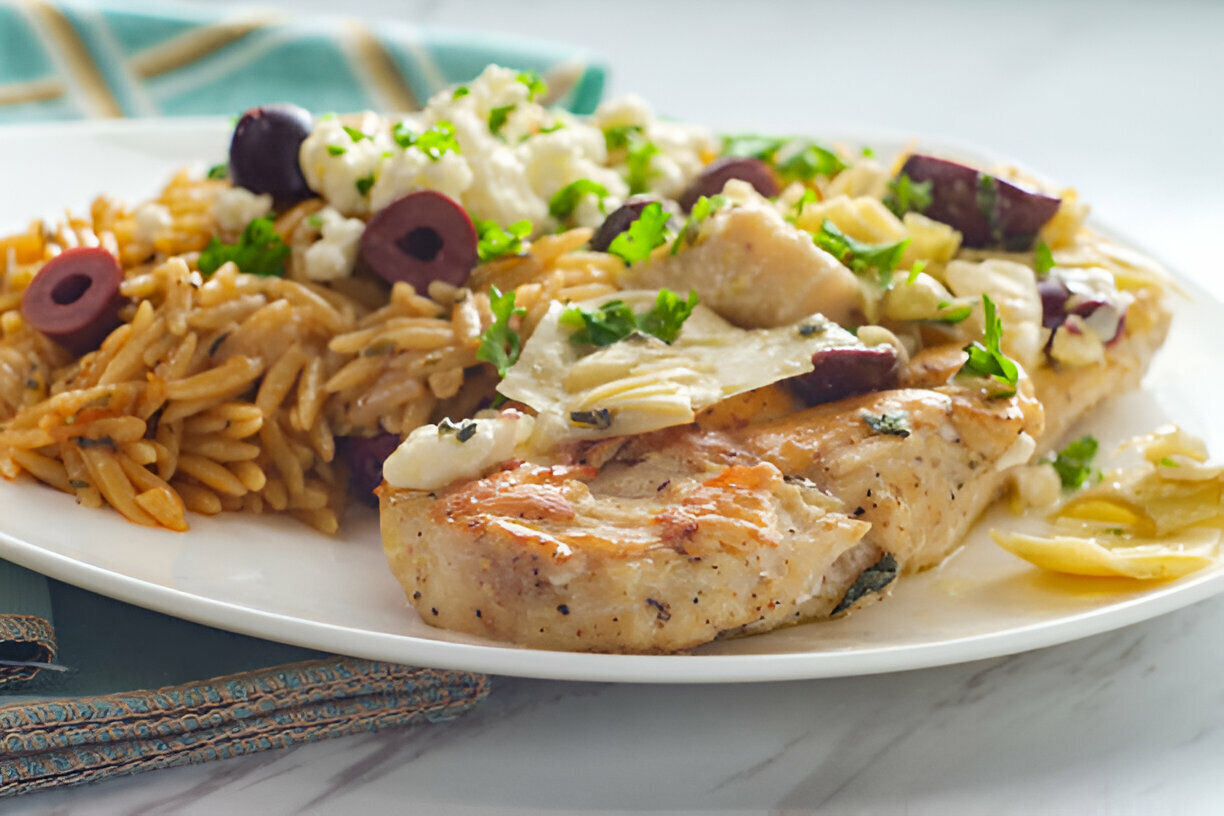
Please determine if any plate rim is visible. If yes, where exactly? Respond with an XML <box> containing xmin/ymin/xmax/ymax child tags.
<box><xmin>0</xmin><ymin>117</ymin><xmax>1218</xmax><ymax>684</ymax></box>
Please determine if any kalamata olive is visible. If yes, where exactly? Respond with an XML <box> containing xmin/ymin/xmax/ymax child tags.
<box><xmin>229</xmin><ymin>103</ymin><xmax>314</xmax><ymax>205</ymax></box>
<box><xmin>787</xmin><ymin>345</ymin><xmax>901</xmax><ymax>406</ymax></box>
<box><xmin>589</xmin><ymin>195</ymin><xmax>659</xmax><ymax>252</ymax></box>
<box><xmin>21</xmin><ymin>247</ymin><xmax>125</xmax><ymax>356</ymax></box>
<box><xmin>1037</xmin><ymin>277</ymin><xmax>1071</xmax><ymax>329</ymax></box>
<box><xmin>679</xmin><ymin>157</ymin><xmax>779</xmax><ymax>212</ymax></box>
<box><xmin>899</xmin><ymin>155</ymin><xmax>1061</xmax><ymax>251</ymax></box>
<box><xmin>337</xmin><ymin>432</ymin><xmax>402</xmax><ymax>505</ymax></box>
<box><xmin>1069</xmin><ymin>296</ymin><xmax>1126</xmax><ymax>344</ymax></box>
<box><xmin>360</xmin><ymin>191</ymin><xmax>478</xmax><ymax>288</ymax></box>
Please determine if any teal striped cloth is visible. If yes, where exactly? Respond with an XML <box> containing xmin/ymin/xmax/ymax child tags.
<box><xmin>0</xmin><ymin>0</ymin><xmax>605</xmax><ymax>799</ymax></box>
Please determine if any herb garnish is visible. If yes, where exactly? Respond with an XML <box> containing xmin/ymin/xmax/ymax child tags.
<box><xmin>488</xmin><ymin>105</ymin><xmax>516</xmax><ymax>137</ymax></box>
<box><xmin>626</xmin><ymin>138</ymin><xmax>661</xmax><ymax>194</ymax></box>
<box><xmin>549</xmin><ymin>179</ymin><xmax>609</xmax><ymax>220</ymax></box>
<box><xmin>721</xmin><ymin>134</ymin><xmax>787</xmax><ymax>160</ymax></box>
<box><xmin>863</xmin><ymin>411</ymin><xmax>911</xmax><ymax>438</ymax></box>
<box><xmin>935</xmin><ymin>300</ymin><xmax>974</xmax><ymax>324</ymax></box>
<box><xmin>438</xmin><ymin>417</ymin><xmax>478</xmax><ymax>442</ymax></box>
<box><xmin>342</xmin><ymin>125</ymin><xmax>370</xmax><ymax>142</ymax></box>
<box><xmin>1033</xmin><ymin>240</ymin><xmax>1056</xmax><ymax>276</ymax></box>
<box><xmin>516</xmin><ymin>70</ymin><xmax>547</xmax><ymax>101</ymax></box>
<box><xmin>776</xmin><ymin>142</ymin><xmax>846</xmax><ymax>183</ymax></box>
<box><xmin>813</xmin><ymin>219</ymin><xmax>910</xmax><ymax>288</ymax></box>
<box><xmin>392</xmin><ymin>120</ymin><xmax>461</xmax><ymax>159</ymax></box>
<box><xmin>198</xmin><ymin>216</ymin><xmax>289</xmax><ymax>278</ymax></box>
<box><xmin>671</xmin><ymin>194</ymin><xmax>727</xmax><ymax>254</ymax></box>
<box><xmin>958</xmin><ymin>294</ymin><xmax>1020</xmax><ymax>396</ymax></box>
<box><xmin>355</xmin><ymin>174</ymin><xmax>375</xmax><ymax>196</ymax></box>
<box><xmin>569</xmin><ymin>409</ymin><xmax>613</xmax><ymax>430</ymax></box>
<box><xmin>206</xmin><ymin>163</ymin><xmax>227</xmax><ymax>180</ymax></box>
<box><xmin>1042</xmin><ymin>435</ymin><xmax>1101</xmax><ymax>489</ymax></box>
<box><xmin>560</xmin><ymin>288</ymin><xmax>698</xmax><ymax>347</ymax></box>
<box><xmin>475</xmin><ymin>219</ymin><xmax>532</xmax><ymax>263</ymax></box>
<box><xmin>452</xmin><ymin>86</ymin><xmax>470</xmax><ymax>99</ymax></box>
<box><xmin>884</xmin><ymin>173</ymin><xmax>933</xmax><ymax>218</ymax></box>
<box><xmin>604</xmin><ymin>124</ymin><xmax>643</xmax><ymax>152</ymax></box>
<box><xmin>787</xmin><ymin>188</ymin><xmax>819</xmax><ymax>222</ymax></box>
<box><xmin>476</xmin><ymin>286</ymin><xmax>526</xmax><ymax>377</ymax></box>
<box><xmin>605</xmin><ymin>201</ymin><xmax>671</xmax><ymax>265</ymax></box>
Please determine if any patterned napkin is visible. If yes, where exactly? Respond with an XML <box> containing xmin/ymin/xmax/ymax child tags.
<box><xmin>0</xmin><ymin>0</ymin><xmax>605</xmax><ymax>798</ymax></box>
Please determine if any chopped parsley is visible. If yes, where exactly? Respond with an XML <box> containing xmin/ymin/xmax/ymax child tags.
<box><xmin>671</xmin><ymin>194</ymin><xmax>727</xmax><ymax>254</ymax></box>
<box><xmin>475</xmin><ymin>218</ymin><xmax>532</xmax><ymax>263</ymax></box>
<box><xmin>342</xmin><ymin>125</ymin><xmax>370</xmax><ymax>142</ymax></box>
<box><xmin>549</xmin><ymin>179</ymin><xmax>609</xmax><ymax>220</ymax></box>
<box><xmin>1158</xmin><ymin>456</ymin><xmax>1180</xmax><ymax>467</ymax></box>
<box><xmin>813</xmin><ymin>219</ymin><xmax>909</xmax><ymax>288</ymax></box>
<box><xmin>327</xmin><ymin>144</ymin><xmax>346</xmax><ymax>156</ymax></box>
<box><xmin>306</xmin><ymin>213</ymin><xmax>324</xmax><ymax>228</ymax></box>
<box><xmin>560</xmin><ymin>288</ymin><xmax>697</xmax><ymax>347</ymax></box>
<box><xmin>958</xmin><ymin>294</ymin><xmax>1020</xmax><ymax>397</ymax></box>
<box><xmin>198</xmin><ymin>216</ymin><xmax>289</xmax><ymax>278</ymax></box>
<box><xmin>788</xmin><ymin>188</ymin><xmax>819</xmax><ymax>223</ymax></box>
<box><xmin>392</xmin><ymin>120</ymin><xmax>460</xmax><ymax>159</ymax></box>
<box><xmin>863</xmin><ymin>411</ymin><xmax>911</xmax><ymax>438</ymax></box>
<box><xmin>539</xmin><ymin>120</ymin><xmax>565</xmax><ymax>134</ymax></box>
<box><xmin>1033</xmin><ymin>240</ymin><xmax>1056</xmax><ymax>276</ymax></box>
<box><xmin>907</xmin><ymin>259</ymin><xmax>927</xmax><ymax>285</ymax></box>
<box><xmin>475</xmin><ymin>286</ymin><xmax>526</xmax><ymax>377</ymax></box>
<box><xmin>935</xmin><ymin>299</ymin><xmax>974</xmax><ymax>324</ymax></box>
<box><xmin>626</xmin><ymin>138</ymin><xmax>661</xmax><ymax>194</ymax></box>
<box><xmin>776</xmin><ymin>142</ymin><xmax>846</xmax><ymax>183</ymax></box>
<box><xmin>206</xmin><ymin>163</ymin><xmax>227</xmax><ymax>180</ymax></box>
<box><xmin>604</xmin><ymin>124</ymin><xmax>643</xmax><ymax>152</ymax></box>
<box><xmin>721</xmin><ymin>134</ymin><xmax>788</xmax><ymax>160</ymax></box>
<box><xmin>488</xmin><ymin>105</ymin><xmax>516</xmax><ymax>137</ymax></box>
<box><xmin>606</xmin><ymin>201</ymin><xmax>671</xmax><ymax>265</ymax></box>
<box><xmin>884</xmin><ymin>173</ymin><xmax>933</xmax><ymax>218</ymax></box>
<box><xmin>861</xmin><ymin>146</ymin><xmax>876</xmax><ymax>158</ymax></box>
<box><xmin>355</xmin><ymin>173</ymin><xmax>375</xmax><ymax>196</ymax></box>
<box><xmin>452</xmin><ymin>85</ymin><xmax>470</xmax><ymax>99</ymax></box>
<box><xmin>1042</xmin><ymin>435</ymin><xmax>1101</xmax><ymax>489</ymax></box>
<box><xmin>516</xmin><ymin>70</ymin><xmax>547</xmax><ymax>101</ymax></box>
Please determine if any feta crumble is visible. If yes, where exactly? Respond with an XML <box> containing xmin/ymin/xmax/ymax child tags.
<box><xmin>302</xmin><ymin>207</ymin><xmax>365</xmax><ymax>281</ymax></box>
<box><xmin>212</xmin><ymin>187</ymin><xmax>273</xmax><ymax>232</ymax></box>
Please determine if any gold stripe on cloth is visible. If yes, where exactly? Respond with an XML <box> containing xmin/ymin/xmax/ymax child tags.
<box><xmin>539</xmin><ymin>60</ymin><xmax>584</xmax><ymax>107</ymax></box>
<box><xmin>341</xmin><ymin>19</ymin><xmax>421</xmax><ymax>113</ymax></box>
<box><xmin>127</xmin><ymin>11</ymin><xmax>282</xmax><ymax>79</ymax></box>
<box><xmin>25</xmin><ymin>0</ymin><xmax>121</xmax><ymax>118</ymax></box>
<box><xmin>0</xmin><ymin>76</ymin><xmax>64</xmax><ymax>107</ymax></box>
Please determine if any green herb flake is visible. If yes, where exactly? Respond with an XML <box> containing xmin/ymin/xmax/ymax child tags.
<box><xmin>671</xmin><ymin>194</ymin><xmax>727</xmax><ymax>255</ymax></box>
<box><xmin>198</xmin><ymin>216</ymin><xmax>290</xmax><ymax>279</ymax></box>
<box><xmin>306</xmin><ymin>214</ymin><xmax>324</xmax><ymax>228</ymax></box>
<box><xmin>907</xmin><ymin>259</ymin><xmax>927</xmax><ymax>286</ymax></box>
<box><xmin>861</xmin><ymin>146</ymin><xmax>876</xmax><ymax>158</ymax></box>
<box><xmin>488</xmin><ymin>105</ymin><xmax>516</xmax><ymax>137</ymax></box>
<box><xmin>958</xmin><ymin>294</ymin><xmax>1020</xmax><ymax>397</ymax></box>
<box><xmin>935</xmin><ymin>299</ymin><xmax>973</xmax><ymax>324</ymax></box>
<box><xmin>327</xmin><ymin>144</ymin><xmax>347</xmax><ymax>156</ymax></box>
<box><xmin>452</xmin><ymin>86</ymin><xmax>470</xmax><ymax>99</ymax></box>
<box><xmin>342</xmin><ymin>124</ymin><xmax>370</xmax><ymax>142</ymax></box>
<box><xmin>355</xmin><ymin>173</ymin><xmax>375</xmax><ymax>196</ymax></box>
<box><xmin>569</xmin><ymin>408</ymin><xmax>613</xmax><ymax>430</ymax></box>
<box><xmin>415</xmin><ymin>121</ymin><xmax>460</xmax><ymax>160</ymax></box>
<box><xmin>1158</xmin><ymin>456</ymin><xmax>1180</xmax><ymax>467</ymax></box>
<box><xmin>604</xmin><ymin>124</ymin><xmax>643</xmax><ymax>152</ymax></box>
<box><xmin>539</xmin><ymin>120</ymin><xmax>565</xmax><ymax>134</ymax></box>
<box><xmin>720</xmin><ymin>134</ymin><xmax>788</xmax><ymax>160</ymax></box>
<box><xmin>605</xmin><ymin>201</ymin><xmax>671</xmax><ymax>265</ymax></box>
<box><xmin>475</xmin><ymin>286</ymin><xmax>527</xmax><ymax>378</ymax></box>
<box><xmin>475</xmin><ymin>219</ymin><xmax>532</xmax><ymax>263</ymax></box>
<box><xmin>206</xmin><ymin>163</ymin><xmax>227</xmax><ymax>180</ymax></box>
<box><xmin>1033</xmin><ymin>240</ymin><xmax>1056</xmax><ymax>276</ymax></box>
<box><xmin>626</xmin><ymin>138</ymin><xmax>661</xmax><ymax>194</ymax></box>
<box><xmin>787</xmin><ymin>188</ymin><xmax>819</xmax><ymax>223</ymax></box>
<box><xmin>438</xmin><ymin>417</ymin><xmax>478</xmax><ymax>442</ymax></box>
<box><xmin>884</xmin><ymin>173</ymin><xmax>934</xmax><ymax>218</ymax></box>
<box><xmin>863</xmin><ymin>411</ymin><xmax>911</xmax><ymax>438</ymax></box>
<box><xmin>516</xmin><ymin>70</ymin><xmax>548</xmax><ymax>101</ymax></box>
<box><xmin>813</xmin><ymin>219</ymin><xmax>910</xmax><ymax>289</ymax></box>
<box><xmin>549</xmin><ymin>179</ymin><xmax>609</xmax><ymax>221</ymax></box>
<box><xmin>391</xmin><ymin>121</ymin><xmax>415</xmax><ymax>148</ymax></box>
<box><xmin>777</xmin><ymin>142</ymin><xmax>846</xmax><ymax>183</ymax></box>
<box><xmin>1042</xmin><ymin>435</ymin><xmax>1101</xmax><ymax>489</ymax></box>
<box><xmin>560</xmin><ymin>288</ymin><xmax>698</xmax><ymax>347</ymax></box>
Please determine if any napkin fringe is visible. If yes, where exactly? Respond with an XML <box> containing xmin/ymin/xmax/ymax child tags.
<box><xmin>0</xmin><ymin>615</ymin><xmax>57</xmax><ymax>689</ymax></box>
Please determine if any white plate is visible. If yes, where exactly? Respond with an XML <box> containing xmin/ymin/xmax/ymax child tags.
<box><xmin>1</xmin><ymin>119</ymin><xmax>1220</xmax><ymax>684</ymax></box>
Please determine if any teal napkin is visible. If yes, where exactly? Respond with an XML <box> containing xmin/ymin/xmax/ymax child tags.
<box><xmin>0</xmin><ymin>0</ymin><xmax>606</xmax><ymax>798</ymax></box>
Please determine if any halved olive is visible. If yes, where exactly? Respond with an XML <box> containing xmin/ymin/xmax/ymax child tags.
<box><xmin>360</xmin><ymin>191</ymin><xmax>479</xmax><ymax>289</ymax></box>
<box><xmin>21</xmin><ymin>247</ymin><xmax>126</xmax><ymax>356</ymax></box>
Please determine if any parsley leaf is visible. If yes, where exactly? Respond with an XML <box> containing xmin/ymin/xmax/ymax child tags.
<box><xmin>327</xmin><ymin>144</ymin><xmax>346</xmax><ymax>156</ymax></box>
<box><xmin>884</xmin><ymin>173</ymin><xmax>934</xmax><ymax>218</ymax></box>
<box><xmin>958</xmin><ymin>294</ymin><xmax>1020</xmax><ymax>396</ymax></box>
<box><xmin>476</xmin><ymin>286</ymin><xmax>526</xmax><ymax>377</ymax></box>
<box><xmin>861</xmin><ymin>146</ymin><xmax>876</xmax><ymax>158</ymax></box>
<box><xmin>863</xmin><ymin>411</ymin><xmax>911</xmax><ymax>438</ymax></box>
<box><xmin>935</xmin><ymin>299</ymin><xmax>974</xmax><ymax>324</ymax></box>
<box><xmin>560</xmin><ymin>288</ymin><xmax>698</xmax><ymax>347</ymax></box>
<box><xmin>776</xmin><ymin>142</ymin><xmax>846</xmax><ymax>183</ymax></box>
<box><xmin>813</xmin><ymin>219</ymin><xmax>909</xmax><ymax>288</ymax></box>
<box><xmin>1042</xmin><ymin>435</ymin><xmax>1100</xmax><ymax>489</ymax></box>
<box><xmin>907</xmin><ymin>259</ymin><xmax>927</xmax><ymax>285</ymax></box>
<box><xmin>671</xmin><ymin>194</ymin><xmax>727</xmax><ymax>254</ymax></box>
<box><xmin>606</xmin><ymin>201</ymin><xmax>671</xmax><ymax>265</ymax></box>
<box><xmin>721</xmin><ymin>134</ymin><xmax>788</xmax><ymax>160</ymax></box>
<box><xmin>355</xmin><ymin>174</ymin><xmax>375</xmax><ymax>196</ymax></box>
<box><xmin>475</xmin><ymin>219</ymin><xmax>532</xmax><ymax>263</ymax></box>
<box><xmin>342</xmin><ymin>125</ymin><xmax>370</xmax><ymax>142</ymax></box>
<box><xmin>516</xmin><ymin>70</ymin><xmax>548</xmax><ymax>101</ymax></box>
<box><xmin>393</xmin><ymin>120</ymin><xmax>460</xmax><ymax>159</ymax></box>
<box><xmin>206</xmin><ymin>163</ymin><xmax>227</xmax><ymax>180</ymax></box>
<box><xmin>452</xmin><ymin>85</ymin><xmax>470</xmax><ymax>99</ymax></box>
<box><xmin>198</xmin><ymin>216</ymin><xmax>289</xmax><ymax>278</ymax></box>
<box><xmin>549</xmin><ymin>179</ymin><xmax>609</xmax><ymax>220</ymax></box>
<box><xmin>488</xmin><ymin>105</ymin><xmax>516</xmax><ymax>137</ymax></box>
<box><xmin>787</xmin><ymin>188</ymin><xmax>819</xmax><ymax>223</ymax></box>
<box><xmin>1033</xmin><ymin>240</ymin><xmax>1056</xmax><ymax>276</ymax></box>
<box><xmin>604</xmin><ymin>124</ymin><xmax>643</xmax><ymax>152</ymax></box>
<box><xmin>391</xmin><ymin>121</ymin><xmax>414</xmax><ymax>148</ymax></box>
<box><xmin>626</xmin><ymin>138</ymin><xmax>661</xmax><ymax>194</ymax></box>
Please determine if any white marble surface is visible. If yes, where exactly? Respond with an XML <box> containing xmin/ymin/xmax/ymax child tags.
<box><xmin>9</xmin><ymin>0</ymin><xmax>1224</xmax><ymax>812</ymax></box>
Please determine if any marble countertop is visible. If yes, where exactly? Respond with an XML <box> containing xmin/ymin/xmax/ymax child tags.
<box><xmin>9</xmin><ymin>0</ymin><xmax>1224</xmax><ymax>812</ymax></box>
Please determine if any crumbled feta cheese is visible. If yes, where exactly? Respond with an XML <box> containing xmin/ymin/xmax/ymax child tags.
<box><xmin>134</xmin><ymin>202</ymin><xmax>172</xmax><ymax>243</ymax></box>
<box><xmin>302</xmin><ymin>207</ymin><xmax>365</xmax><ymax>281</ymax></box>
<box><xmin>298</xmin><ymin>111</ymin><xmax>390</xmax><ymax>216</ymax></box>
<box><xmin>212</xmin><ymin>187</ymin><xmax>273</xmax><ymax>232</ymax></box>
<box><xmin>383</xmin><ymin>412</ymin><xmax>535</xmax><ymax>490</ymax></box>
